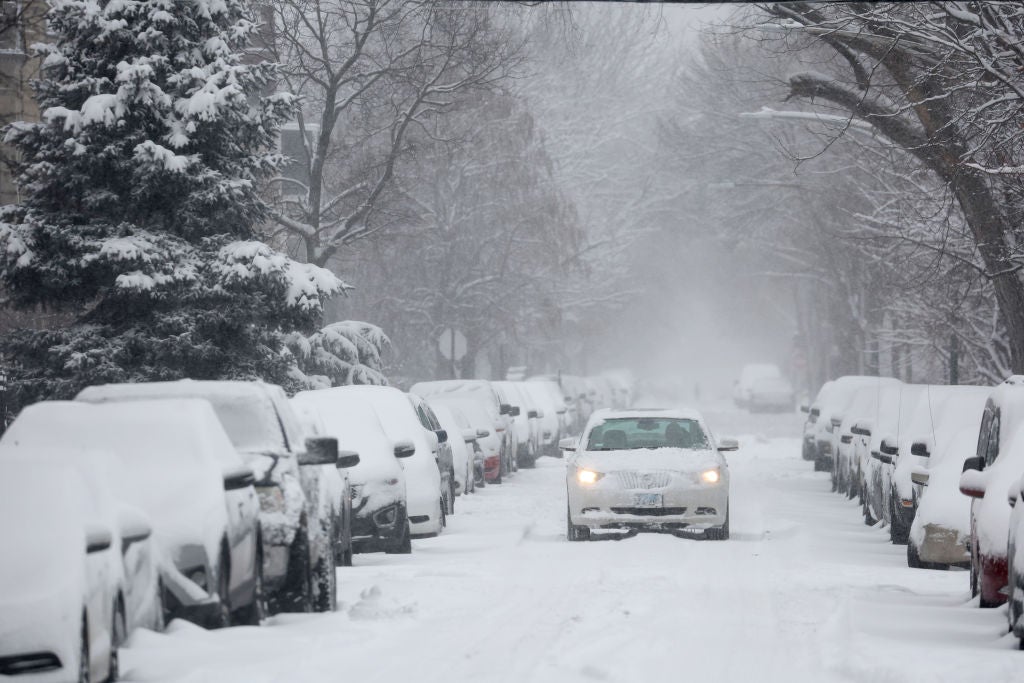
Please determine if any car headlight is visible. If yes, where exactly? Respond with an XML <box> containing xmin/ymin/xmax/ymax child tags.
<box><xmin>700</xmin><ymin>469</ymin><xmax>721</xmax><ymax>484</ymax></box>
<box><xmin>577</xmin><ymin>469</ymin><xmax>604</xmax><ymax>485</ymax></box>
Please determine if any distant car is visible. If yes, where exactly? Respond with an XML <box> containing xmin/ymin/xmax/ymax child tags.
<box><xmin>346</xmin><ymin>386</ymin><xmax>447</xmax><ymax>538</ymax></box>
<box><xmin>523</xmin><ymin>379</ymin><xmax>567</xmax><ymax>456</ymax></box>
<box><xmin>0</xmin><ymin>460</ymin><xmax>127</xmax><ymax>683</ymax></box>
<box><xmin>563</xmin><ymin>409</ymin><xmax>737</xmax><ymax>541</ymax></box>
<box><xmin>3</xmin><ymin>399</ymin><xmax>266</xmax><ymax>627</ymax></box>
<box><xmin>494</xmin><ymin>381</ymin><xmax>541</xmax><ymax>468</ymax></box>
<box><xmin>811</xmin><ymin>375</ymin><xmax>902</xmax><ymax>474</ymax></box>
<box><xmin>77</xmin><ymin>380</ymin><xmax>348</xmax><ymax>615</ymax></box>
<box><xmin>959</xmin><ymin>378</ymin><xmax>1024</xmax><ymax>608</ymax></box>
<box><xmin>733</xmin><ymin>363</ymin><xmax>782</xmax><ymax>409</ymax></box>
<box><xmin>863</xmin><ymin>384</ymin><xmax>926</xmax><ymax>527</ymax></box>
<box><xmin>293</xmin><ymin>389</ymin><xmax>412</xmax><ymax>554</ymax></box>
<box><xmin>432</xmin><ymin>395</ymin><xmax>503</xmax><ymax>484</ymax></box>
<box><xmin>746</xmin><ymin>376</ymin><xmax>795</xmax><ymax>413</ymax></box>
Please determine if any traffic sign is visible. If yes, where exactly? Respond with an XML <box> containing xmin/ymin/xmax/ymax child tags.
<box><xmin>439</xmin><ymin>328</ymin><xmax>467</xmax><ymax>361</ymax></box>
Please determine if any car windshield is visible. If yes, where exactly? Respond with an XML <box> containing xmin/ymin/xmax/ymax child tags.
<box><xmin>586</xmin><ymin>417</ymin><xmax>708</xmax><ymax>451</ymax></box>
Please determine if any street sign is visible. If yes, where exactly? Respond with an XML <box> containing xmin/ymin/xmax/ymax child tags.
<box><xmin>438</xmin><ymin>328</ymin><xmax>467</xmax><ymax>361</ymax></box>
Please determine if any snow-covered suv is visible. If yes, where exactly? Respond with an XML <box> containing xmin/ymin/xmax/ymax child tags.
<box><xmin>77</xmin><ymin>380</ymin><xmax>352</xmax><ymax>614</ymax></box>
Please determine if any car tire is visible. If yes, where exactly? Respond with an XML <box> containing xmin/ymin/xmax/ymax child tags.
<box><xmin>449</xmin><ymin>478</ymin><xmax>456</xmax><ymax>515</ymax></box>
<box><xmin>280</xmin><ymin>528</ymin><xmax>314</xmax><ymax>613</ymax></box>
<box><xmin>386</xmin><ymin>523</ymin><xmax>412</xmax><ymax>554</ymax></box>
<box><xmin>706</xmin><ymin>505</ymin><xmax>730</xmax><ymax>541</ymax></box>
<box><xmin>312</xmin><ymin>533</ymin><xmax>337</xmax><ymax>613</ymax></box>
<box><xmin>237</xmin><ymin>543</ymin><xmax>268</xmax><ymax>625</ymax></box>
<box><xmin>79</xmin><ymin>613</ymin><xmax>90</xmax><ymax>683</ymax></box>
<box><xmin>107</xmin><ymin>599</ymin><xmax>125</xmax><ymax>682</ymax></box>
<box><xmin>212</xmin><ymin>549</ymin><xmax>232</xmax><ymax>628</ymax></box>
<box><xmin>566</xmin><ymin>507</ymin><xmax>589</xmax><ymax>542</ymax></box>
<box><xmin>907</xmin><ymin>539</ymin><xmax>923</xmax><ymax>569</ymax></box>
<box><xmin>439</xmin><ymin>497</ymin><xmax>447</xmax><ymax>530</ymax></box>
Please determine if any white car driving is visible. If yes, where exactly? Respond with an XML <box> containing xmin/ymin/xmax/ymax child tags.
<box><xmin>564</xmin><ymin>409</ymin><xmax>737</xmax><ymax>541</ymax></box>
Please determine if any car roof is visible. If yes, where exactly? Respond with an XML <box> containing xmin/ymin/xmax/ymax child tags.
<box><xmin>589</xmin><ymin>407</ymin><xmax>704</xmax><ymax>422</ymax></box>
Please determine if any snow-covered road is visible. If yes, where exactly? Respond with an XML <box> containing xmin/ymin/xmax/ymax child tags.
<box><xmin>122</xmin><ymin>407</ymin><xmax>1023</xmax><ymax>682</ymax></box>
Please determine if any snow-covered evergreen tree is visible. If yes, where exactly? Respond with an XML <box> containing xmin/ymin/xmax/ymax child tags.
<box><xmin>0</xmin><ymin>0</ymin><xmax>345</xmax><ymax>404</ymax></box>
<box><xmin>287</xmin><ymin>321</ymin><xmax>390</xmax><ymax>389</ymax></box>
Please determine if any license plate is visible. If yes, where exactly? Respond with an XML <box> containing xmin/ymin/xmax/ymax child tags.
<box><xmin>632</xmin><ymin>493</ymin><xmax>662</xmax><ymax>507</ymax></box>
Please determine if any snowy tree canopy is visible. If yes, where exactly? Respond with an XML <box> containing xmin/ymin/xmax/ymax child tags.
<box><xmin>0</xmin><ymin>0</ymin><xmax>346</xmax><ymax>404</ymax></box>
<box><xmin>287</xmin><ymin>320</ymin><xmax>391</xmax><ymax>389</ymax></box>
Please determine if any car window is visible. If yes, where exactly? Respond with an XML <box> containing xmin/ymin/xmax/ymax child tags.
<box><xmin>976</xmin><ymin>409</ymin><xmax>991</xmax><ymax>459</ymax></box>
<box><xmin>985</xmin><ymin>412</ymin><xmax>1000</xmax><ymax>467</ymax></box>
<box><xmin>586</xmin><ymin>417</ymin><xmax>708</xmax><ymax>451</ymax></box>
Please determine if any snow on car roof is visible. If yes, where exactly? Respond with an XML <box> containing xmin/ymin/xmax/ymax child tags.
<box><xmin>588</xmin><ymin>407</ymin><xmax>705</xmax><ymax>422</ymax></box>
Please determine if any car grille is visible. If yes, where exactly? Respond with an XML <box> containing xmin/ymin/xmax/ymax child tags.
<box><xmin>610</xmin><ymin>507</ymin><xmax>687</xmax><ymax>516</ymax></box>
<box><xmin>614</xmin><ymin>471</ymin><xmax>671</xmax><ymax>489</ymax></box>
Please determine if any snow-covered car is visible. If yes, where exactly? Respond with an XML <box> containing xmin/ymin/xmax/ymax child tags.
<box><xmin>831</xmin><ymin>382</ymin><xmax>894</xmax><ymax>498</ymax></box>
<box><xmin>409</xmin><ymin>392</ymin><xmax>456</xmax><ymax>515</ymax></box>
<box><xmin>733</xmin><ymin>363</ymin><xmax>782</xmax><ymax>409</ymax></box>
<box><xmin>746</xmin><ymin>375</ymin><xmax>795</xmax><ymax>413</ymax></box>
<box><xmin>1007</xmin><ymin>472</ymin><xmax>1024</xmax><ymax>646</ymax></box>
<box><xmin>564</xmin><ymin>409</ymin><xmax>736</xmax><ymax>540</ymax></box>
<box><xmin>494</xmin><ymin>380</ymin><xmax>540</xmax><ymax>467</ymax></box>
<box><xmin>958</xmin><ymin>378</ymin><xmax>1024</xmax><ymax>608</ymax></box>
<box><xmin>897</xmin><ymin>385</ymin><xmax>990</xmax><ymax>555</ymax></box>
<box><xmin>863</xmin><ymin>384</ymin><xmax>926</xmax><ymax>526</ymax></box>
<box><xmin>3</xmin><ymin>399</ymin><xmax>266</xmax><ymax>627</ymax></box>
<box><xmin>345</xmin><ymin>386</ymin><xmax>447</xmax><ymax>538</ymax></box>
<box><xmin>293</xmin><ymin>388</ymin><xmax>413</xmax><ymax>554</ymax></box>
<box><xmin>523</xmin><ymin>379</ymin><xmax>566</xmax><ymax>456</ymax></box>
<box><xmin>77</xmin><ymin>380</ymin><xmax>347</xmax><ymax>614</ymax></box>
<box><xmin>429</xmin><ymin>401</ymin><xmax>478</xmax><ymax>497</ymax></box>
<box><xmin>800</xmin><ymin>380</ymin><xmax>833</xmax><ymax>461</ymax></box>
<box><xmin>0</xmin><ymin>460</ymin><xmax>128</xmax><ymax>683</ymax></box>
<box><xmin>814</xmin><ymin>375</ymin><xmax>902</xmax><ymax>474</ymax></box>
<box><xmin>527</xmin><ymin>375</ymin><xmax>574</xmax><ymax>440</ymax></box>
<box><xmin>410</xmin><ymin>379</ymin><xmax>516</xmax><ymax>478</ymax></box>
<box><xmin>431</xmin><ymin>395</ymin><xmax>503</xmax><ymax>484</ymax></box>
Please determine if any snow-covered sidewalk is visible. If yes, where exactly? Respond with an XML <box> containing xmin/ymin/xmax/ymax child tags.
<box><xmin>121</xmin><ymin>412</ymin><xmax>1022</xmax><ymax>682</ymax></box>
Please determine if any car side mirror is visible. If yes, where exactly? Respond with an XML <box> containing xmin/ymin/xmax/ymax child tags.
<box><xmin>556</xmin><ymin>407</ymin><xmax>567</xmax><ymax>415</ymax></box>
<box><xmin>959</xmin><ymin>468</ymin><xmax>987</xmax><ymax>499</ymax></box>
<box><xmin>300</xmin><ymin>437</ymin><xmax>339</xmax><ymax>467</ymax></box>
<box><xmin>223</xmin><ymin>465</ymin><xmax>256</xmax><ymax>490</ymax></box>
<box><xmin>85</xmin><ymin>524</ymin><xmax>112</xmax><ymax>554</ymax></box>
<box><xmin>336</xmin><ymin>450</ymin><xmax>360</xmax><ymax>469</ymax></box>
<box><xmin>117</xmin><ymin>506</ymin><xmax>152</xmax><ymax>548</ymax></box>
<box><xmin>434</xmin><ymin>429</ymin><xmax>448</xmax><ymax>444</ymax></box>
<box><xmin>717</xmin><ymin>438</ymin><xmax>739</xmax><ymax>452</ymax></box>
<box><xmin>1010</xmin><ymin>489</ymin><xmax>1019</xmax><ymax>508</ymax></box>
<box><xmin>800</xmin><ymin>404</ymin><xmax>810</xmax><ymax>414</ymax></box>
<box><xmin>911</xmin><ymin>441</ymin><xmax>930</xmax><ymax>457</ymax></box>
<box><xmin>962</xmin><ymin>456</ymin><xmax>984</xmax><ymax>473</ymax></box>
<box><xmin>559</xmin><ymin>437</ymin><xmax>577</xmax><ymax>452</ymax></box>
<box><xmin>394</xmin><ymin>441</ymin><xmax>416</xmax><ymax>458</ymax></box>
<box><xmin>476</xmin><ymin>428</ymin><xmax>491</xmax><ymax>439</ymax></box>
<box><xmin>880</xmin><ymin>438</ymin><xmax>898</xmax><ymax>456</ymax></box>
<box><xmin>461</xmin><ymin>429</ymin><xmax>478</xmax><ymax>443</ymax></box>
<box><xmin>871</xmin><ymin>451</ymin><xmax>892</xmax><ymax>465</ymax></box>
<box><xmin>850</xmin><ymin>422</ymin><xmax>871</xmax><ymax>437</ymax></box>
<box><xmin>840</xmin><ymin>434</ymin><xmax>852</xmax><ymax>444</ymax></box>
<box><xmin>510</xmin><ymin>406</ymin><xmax>521</xmax><ymax>417</ymax></box>
<box><xmin>527</xmin><ymin>409</ymin><xmax>538</xmax><ymax>418</ymax></box>
<box><xmin>499</xmin><ymin>403</ymin><xmax>513</xmax><ymax>415</ymax></box>
<box><xmin>910</xmin><ymin>469</ymin><xmax>930</xmax><ymax>487</ymax></box>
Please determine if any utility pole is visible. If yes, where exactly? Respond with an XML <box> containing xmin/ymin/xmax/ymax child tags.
<box><xmin>949</xmin><ymin>333</ymin><xmax>959</xmax><ymax>385</ymax></box>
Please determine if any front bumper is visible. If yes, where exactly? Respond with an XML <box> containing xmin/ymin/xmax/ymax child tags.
<box><xmin>351</xmin><ymin>503</ymin><xmax>406</xmax><ymax>553</ymax></box>
<box><xmin>569</xmin><ymin>478</ymin><xmax>728</xmax><ymax>532</ymax></box>
<box><xmin>918</xmin><ymin>523</ymin><xmax>970</xmax><ymax>566</ymax></box>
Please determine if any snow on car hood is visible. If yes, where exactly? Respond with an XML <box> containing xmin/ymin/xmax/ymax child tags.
<box><xmin>573</xmin><ymin>447</ymin><xmax>723</xmax><ymax>474</ymax></box>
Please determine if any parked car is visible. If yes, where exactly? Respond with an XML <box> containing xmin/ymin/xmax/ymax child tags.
<box><xmin>494</xmin><ymin>380</ymin><xmax>540</xmax><ymax>468</ymax></box>
<box><xmin>408</xmin><ymin>392</ymin><xmax>456</xmax><ymax>515</ymax></box>
<box><xmin>0</xmin><ymin>459</ymin><xmax>127</xmax><ymax>683</ymax></box>
<box><xmin>347</xmin><ymin>386</ymin><xmax>447</xmax><ymax>538</ymax></box>
<box><xmin>3</xmin><ymin>399</ymin><xmax>266</xmax><ymax>626</ymax></box>
<box><xmin>863</xmin><ymin>384</ymin><xmax>926</xmax><ymax>526</ymax></box>
<box><xmin>429</xmin><ymin>401</ymin><xmax>478</xmax><ymax>497</ymax></box>
<box><xmin>1007</xmin><ymin>471</ymin><xmax>1024</xmax><ymax>646</ymax></box>
<box><xmin>959</xmin><ymin>378</ymin><xmax>1024</xmax><ymax>607</ymax></box>
<box><xmin>896</xmin><ymin>385</ymin><xmax>990</xmax><ymax>554</ymax></box>
<box><xmin>800</xmin><ymin>380</ymin><xmax>833</xmax><ymax>462</ymax></box>
<box><xmin>523</xmin><ymin>379</ymin><xmax>567</xmax><ymax>456</ymax></box>
<box><xmin>411</xmin><ymin>379</ymin><xmax>516</xmax><ymax>478</ymax></box>
<box><xmin>293</xmin><ymin>388</ymin><xmax>413</xmax><ymax>554</ymax></box>
<box><xmin>812</xmin><ymin>375</ymin><xmax>902</xmax><ymax>474</ymax></box>
<box><xmin>831</xmin><ymin>380</ymin><xmax>899</xmax><ymax>497</ymax></box>
<box><xmin>527</xmin><ymin>375</ymin><xmax>574</xmax><ymax>439</ymax></box>
<box><xmin>77</xmin><ymin>380</ymin><xmax>348</xmax><ymax>614</ymax></box>
<box><xmin>564</xmin><ymin>409</ymin><xmax>737</xmax><ymax>541</ymax></box>
<box><xmin>733</xmin><ymin>363</ymin><xmax>782</xmax><ymax>409</ymax></box>
<box><xmin>432</xmin><ymin>394</ymin><xmax>503</xmax><ymax>484</ymax></box>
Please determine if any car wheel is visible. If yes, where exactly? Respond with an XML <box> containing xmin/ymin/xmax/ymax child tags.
<box><xmin>566</xmin><ymin>507</ymin><xmax>588</xmax><ymax>542</ymax></box>
<box><xmin>386</xmin><ymin>523</ymin><xmax>412</xmax><ymax>554</ymax></box>
<box><xmin>907</xmin><ymin>539</ymin><xmax>923</xmax><ymax>569</ymax></box>
<box><xmin>237</xmin><ymin>543</ymin><xmax>268</xmax><ymax>625</ymax></box>
<box><xmin>449</xmin><ymin>478</ymin><xmax>456</xmax><ymax>514</ymax></box>
<box><xmin>107</xmin><ymin>598</ymin><xmax>125</xmax><ymax>682</ymax></box>
<box><xmin>312</xmin><ymin>533</ymin><xmax>337</xmax><ymax>613</ymax></box>
<box><xmin>439</xmin><ymin>497</ymin><xmax>447</xmax><ymax>529</ymax></box>
<box><xmin>280</xmin><ymin>528</ymin><xmax>314</xmax><ymax>613</ymax></box>
<box><xmin>970</xmin><ymin>540</ymin><xmax>980</xmax><ymax>598</ymax></box>
<box><xmin>862</xmin><ymin>497</ymin><xmax>876</xmax><ymax>526</ymax></box>
<box><xmin>706</xmin><ymin>505</ymin><xmax>730</xmax><ymax>541</ymax></box>
<box><xmin>79</xmin><ymin>614</ymin><xmax>90</xmax><ymax>683</ymax></box>
<box><xmin>212</xmin><ymin>549</ymin><xmax>232</xmax><ymax>628</ymax></box>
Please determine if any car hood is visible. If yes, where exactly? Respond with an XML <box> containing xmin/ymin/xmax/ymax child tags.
<box><xmin>573</xmin><ymin>448</ymin><xmax>722</xmax><ymax>474</ymax></box>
